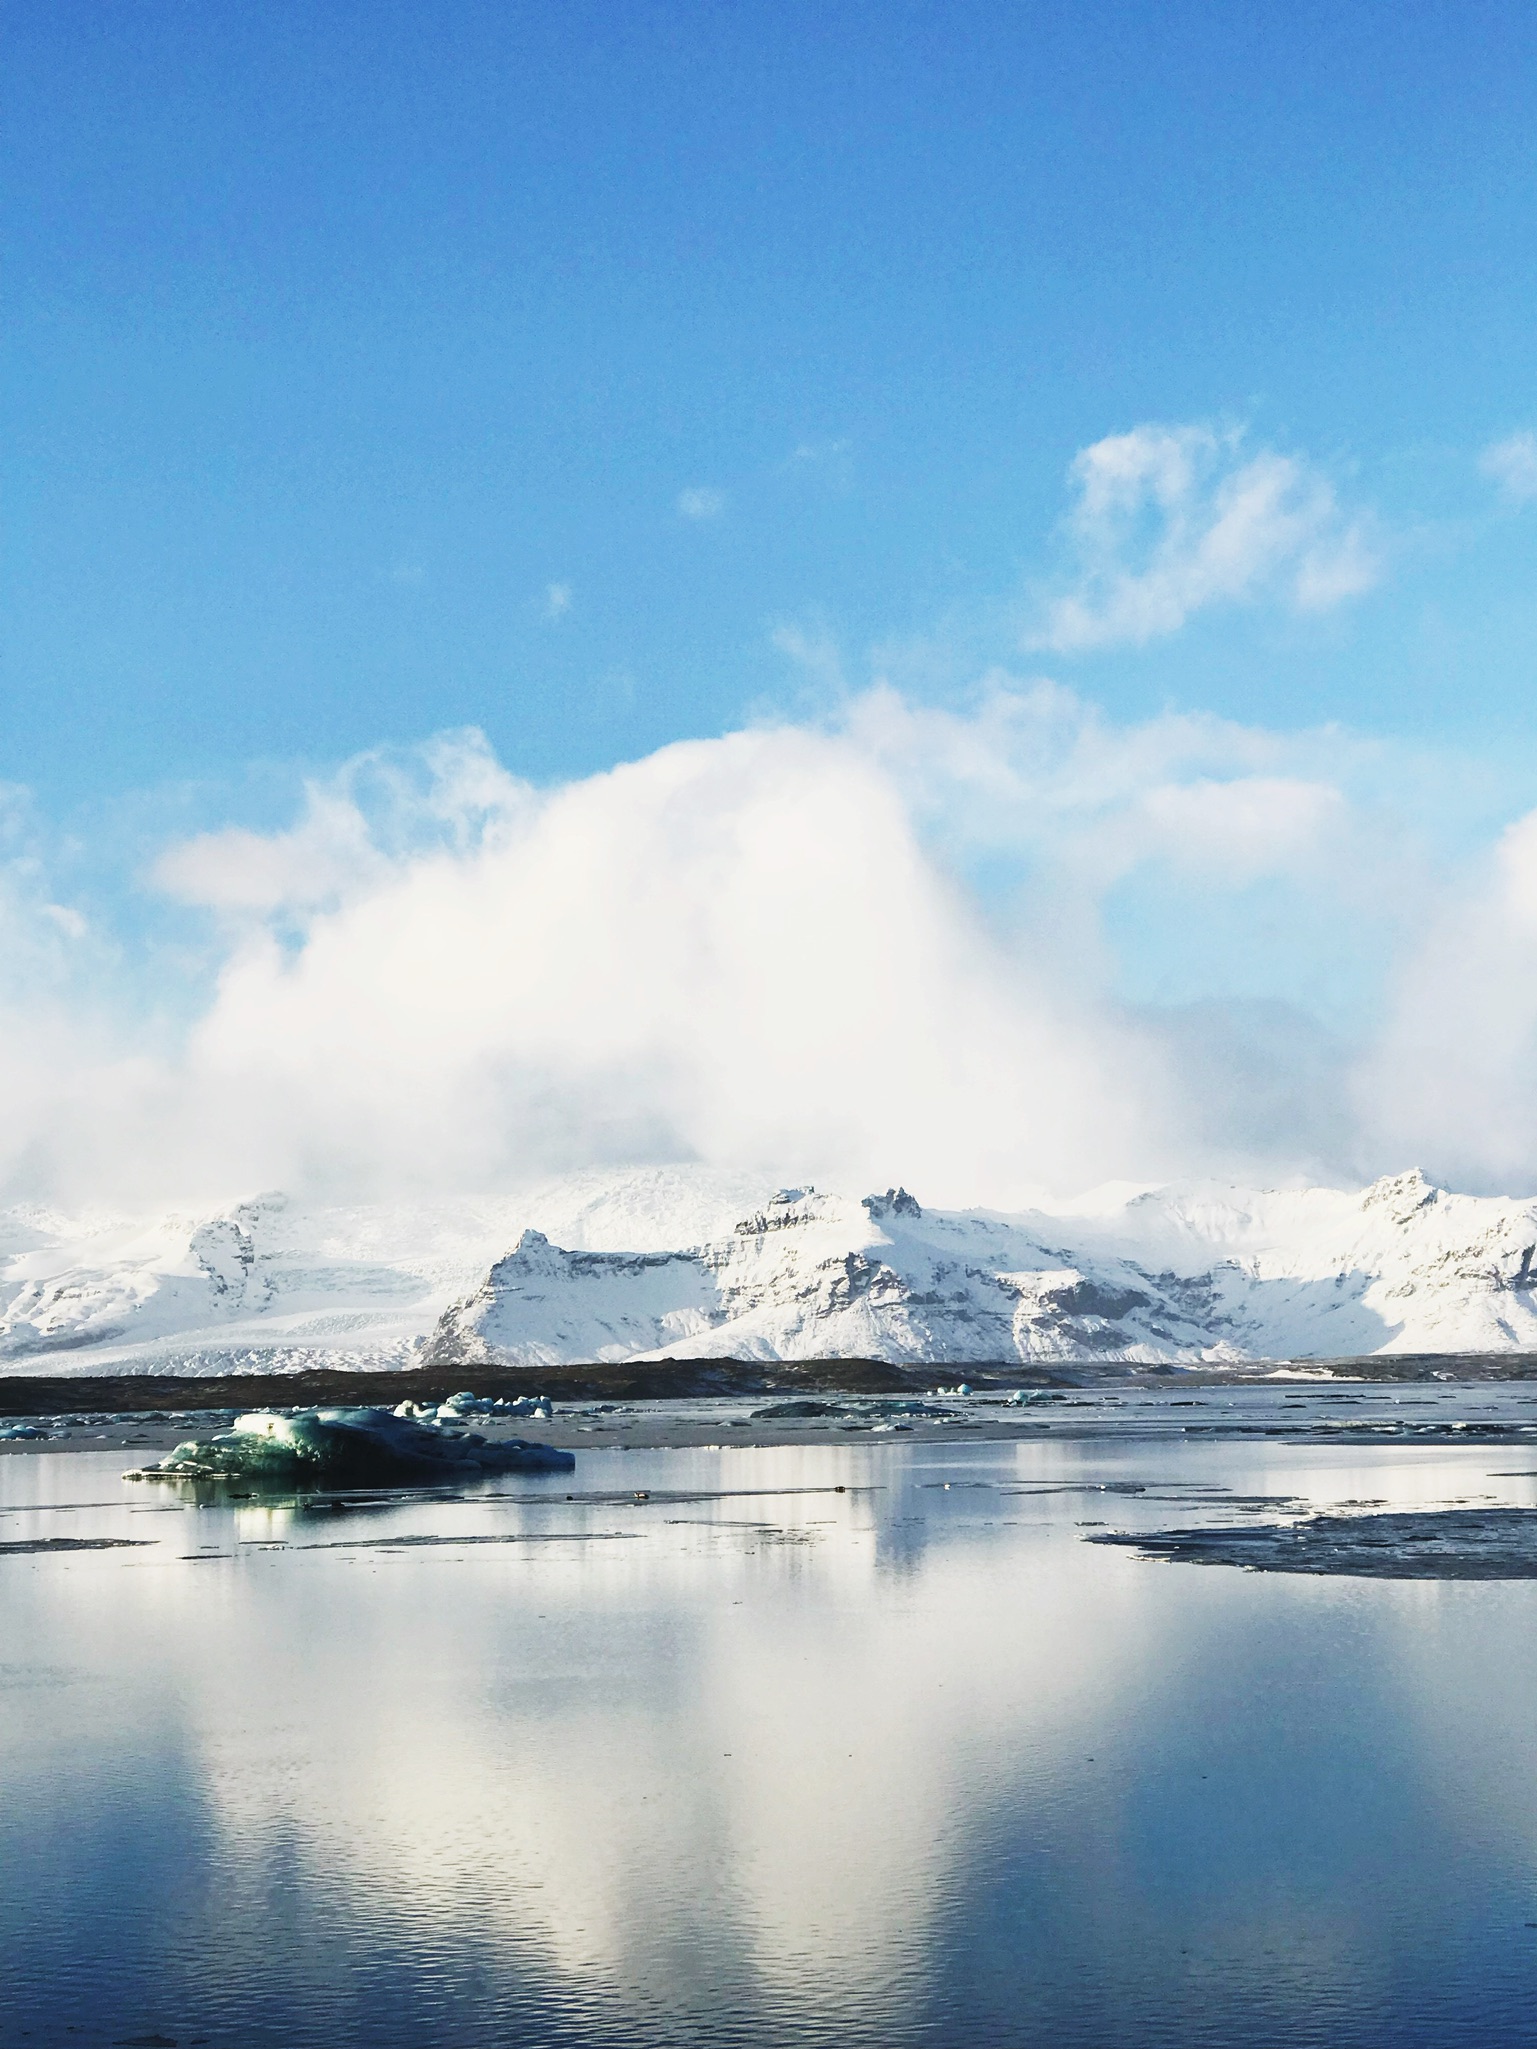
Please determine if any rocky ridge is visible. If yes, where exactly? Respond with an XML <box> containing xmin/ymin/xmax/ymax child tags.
<box><xmin>424</xmin><ymin>1171</ymin><xmax>1537</xmax><ymax>1369</ymax></box>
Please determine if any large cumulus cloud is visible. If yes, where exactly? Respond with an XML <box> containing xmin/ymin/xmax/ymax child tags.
<box><xmin>2</xmin><ymin>683</ymin><xmax>1536</xmax><ymax>1207</ymax></box>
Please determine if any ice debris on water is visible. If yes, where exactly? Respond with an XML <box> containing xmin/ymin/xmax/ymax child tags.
<box><xmin>393</xmin><ymin>1390</ymin><xmax>554</xmax><ymax>1424</ymax></box>
<box><xmin>124</xmin><ymin>1405</ymin><xmax>574</xmax><ymax>1485</ymax></box>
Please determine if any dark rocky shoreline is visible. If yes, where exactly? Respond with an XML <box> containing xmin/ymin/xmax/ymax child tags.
<box><xmin>1093</xmin><ymin>1505</ymin><xmax>1537</xmax><ymax>1578</ymax></box>
<box><xmin>0</xmin><ymin>1357</ymin><xmax>998</xmax><ymax>1417</ymax></box>
<box><xmin>5</xmin><ymin>1348</ymin><xmax>1537</xmax><ymax>1417</ymax></box>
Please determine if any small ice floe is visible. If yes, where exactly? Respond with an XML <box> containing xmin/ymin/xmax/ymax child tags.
<box><xmin>125</xmin><ymin>1406</ymin><xmax>574</xmax><ymax>1486</ymax></box>
<box><xmin>0</xmin><ymin>1424</ymin><xmax>52</xmax><ymax>1440</ymax></box>
<box><xmin>394</xmin><ymin>1391</ymin><xmax>554</xmax><ymax>1423</ymax></box>
<box><xmin>1092</xmin><ymin>1507</ymin><xmax>1537</xmax><ymax>1579</ymax></box>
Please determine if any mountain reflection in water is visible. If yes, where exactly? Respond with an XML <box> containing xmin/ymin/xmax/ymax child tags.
<box><xmin>4</xmin><ymin>1425</ymin><xmax>1537</xmax><ymax>2048</ymax></box>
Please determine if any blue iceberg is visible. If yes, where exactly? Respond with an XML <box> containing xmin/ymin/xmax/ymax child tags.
<box><xmin>125</xmin><ymin>1406</ymin><xmax>575</xmax><ymax>1485</ymax></box>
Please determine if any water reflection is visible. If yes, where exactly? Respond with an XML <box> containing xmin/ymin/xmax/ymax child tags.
<box><xmin>3</xmin><ymin>1433</ymin><xmax>1537</xmax><ymax>2045</ymax></box>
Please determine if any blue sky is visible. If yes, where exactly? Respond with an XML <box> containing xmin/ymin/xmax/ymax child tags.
<box><xmin>7</xmin><ymin>1</ymin><xmax>1537</xmax><ymax>1203</ymax></box>
<box><xmin>8</xmin><ymin>0</ymin><xmax>1537</xmax><ymax>803</ymax></box>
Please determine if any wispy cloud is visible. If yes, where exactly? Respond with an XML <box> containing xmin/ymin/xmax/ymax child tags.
<box><xmin>153</xmin><ymin>731</ymin><xmax>525</xmax><ymax>919</ymax></box>
<box><xmin>770</xmin><ymin>622</ymin><xmax>847</xmax><ymax>699</ymax></box>
<box><xmin>544</xmin><ymin>581</ymin><xmax>573</xmax><ymax>620</ymax></box>
<box><xmin>783</xmin><ymin>437</ymin><xmax>854</xmax><ymax>488</ymax></box>
<box><xmin>1030</xmin><ymin>423</ymin><xmax>1379</xmax><ymax>653</ymax></box>
<box><xmin>1480</xmin><ymin>431</ymin><xmax>1537</xmax><ymax>504</ymax></box>
<box><xmin>843</xmin><ymin>678</ymin><xmax>1398</xmax><ymax>902</ymax></box>
<box><xmin>787</xmin><ymin>437</ymin><xmax>851</xmax><ymax>465</ymax></box>
<box><xmin>677</xmin><ymin>486</ymin><xmax>727</xmax><ymax>521</ymax></box>
<box><xmin>1357</xmin><ymin>808</ymin><xmax>1537</xmax><ymax>1189</ymax></box>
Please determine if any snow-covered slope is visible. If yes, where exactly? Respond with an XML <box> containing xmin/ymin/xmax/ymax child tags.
<box><xmin>0</xmin><ymin>1171</ymin><xmax>778</xmax><ymax>1376</ymax></box>
<box><xmin>6</xmin><ymin>1167</ymin><xmax>1537</xmax><ymax>1375</ymax></box>
<box><xmin>0</xmin><ymin>1193</ymin><xmax>523</xmax><ymax>1374</ymax></box>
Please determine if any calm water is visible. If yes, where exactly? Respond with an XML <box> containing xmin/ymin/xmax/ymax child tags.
<box><xmin>5</xmin><ymin>1423</ymin><xmax>1537</xmax><ymax>2048</ymax></box>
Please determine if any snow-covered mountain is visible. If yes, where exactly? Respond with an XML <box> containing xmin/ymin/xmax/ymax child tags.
<box><xmin>4</xmin><ymin>1167</ymin><xmax>1537</xmax><ymax>1375</ymax></box>
<box><xmin>0</xmin><ymin>1171</ymin><xmax>770</xmax><ymax>1375</ymax></box>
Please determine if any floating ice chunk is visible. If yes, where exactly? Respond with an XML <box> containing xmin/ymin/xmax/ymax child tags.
<box><xmin>441</xmin><ymin>1390</ymin><xmax>555</xmax><ymax>1418</ymax></box>
<box><xmin>391</xmin><ymin>1391</ymin><xmax>554</xmax><ymax>1422</ymax></box>
<box><xmin>125</xmin><ymin>1405</ymin><xmax>574</xmax><ymax>1485</ymax></box>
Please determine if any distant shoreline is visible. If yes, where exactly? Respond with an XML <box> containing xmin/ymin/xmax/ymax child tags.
<box><xmin>6</xmin><ymin>1351</ymin><xmax>1537</xmax><ymax>1421</ymax></box>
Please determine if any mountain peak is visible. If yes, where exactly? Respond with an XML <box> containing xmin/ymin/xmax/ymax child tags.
<box><xmin>1361</xmin><ymin>1168</ymin><xmax>1440</xmax><ymax>1219</ymax></box>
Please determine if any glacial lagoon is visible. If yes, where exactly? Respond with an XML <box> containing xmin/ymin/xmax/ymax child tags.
<box><xmin>6</xmin><ymin>1393</ymin><xmax>1537</xmax><ymax>2047</ymax></box>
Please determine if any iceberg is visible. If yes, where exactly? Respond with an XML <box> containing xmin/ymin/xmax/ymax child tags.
<box><xmin>125</xmin><ymin>1406</ymin><xmax>575</xmax><ymax>1485</ymax></box>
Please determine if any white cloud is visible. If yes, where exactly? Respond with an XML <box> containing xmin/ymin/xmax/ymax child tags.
<box><xmin>545</xmin><ymin>581</ymin><xmax>573</xmax><ymax>620</ymax></box>
<box><xmin>153</xmin><ymin>720</ymin><xmax>1164</xmax><ymax>1206</ymax></box>
<box><xmin>154</xmin><ymin>797</ymin><xmax>386</xmax><ymax>917</ymax></box>
<box><xmin>677</xmin><ymin>486</ymin><xmax>727</xmax><ymax>521</ymax></box>
<box><xmin>0</xmin><ymin>707</ymin><xmax>1178</xmax><ymax>1205</ymax></box>
<box><xmin>1355</xmin><ymin>809</ymin><xmax>1537</xmax><ymax>1191</ymax></box>
<box><xmin>842</xmin><ymin>678</ymin><xmax>1389</xmax><ymax>897</ymax></box>
<box><xmin>3</xmin><ymin>689</ymin><xmax>1537</xmax><ymax>1207</ymax></box>
<box><xmin>152</xmin><ymin>731</ymin><xmax>527</xmax><ymax>920</ymax></box>
<box><xmin>1032</xmin><ymin>423</ymin><xmax>1379</xmax><ymax>652</ymax></box>
<box><xmin>1129</xmin><ymin>776</ymin><xmax>1350</xmax><ymax>884</ymax></box>
<box><xmin>1480</xmin><ymin>431</ymin><xmax>1537</xmax><ymax>504</ymax></box>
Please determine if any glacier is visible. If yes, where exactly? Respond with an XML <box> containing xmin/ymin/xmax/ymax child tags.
<box><xmin>3</xmin><ymin>1166</ymin><xmax>1537</xmax><ymax>1375</ymax></box>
